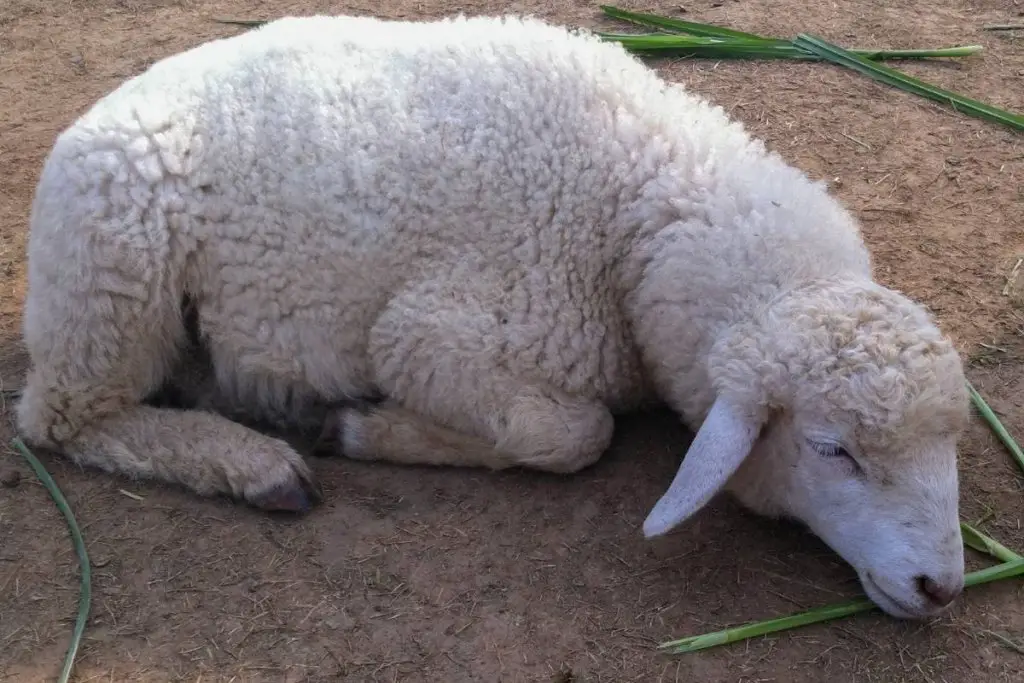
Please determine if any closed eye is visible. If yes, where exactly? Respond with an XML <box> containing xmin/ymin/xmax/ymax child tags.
<box><xmin>809</xmin><ymin>440</ymin><xmax>863</xmax><ymax>474</ymax></box>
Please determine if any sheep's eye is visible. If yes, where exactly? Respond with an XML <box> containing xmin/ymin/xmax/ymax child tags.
<box><xmin>810</xmin><ymin>440</ymin><xmax>862</xmax><ymax>473</ymax></box>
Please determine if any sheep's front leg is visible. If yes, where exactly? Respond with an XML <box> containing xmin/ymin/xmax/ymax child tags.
<box><xmin>69</xmin><ymin>404</ymin><xmax>321</xmax><ymax>511</ymax></box>
<box><xmin>16</xmin><ymin>253</ymin><xmax>320</xmax><ymax>513</ymax></box>
<box><xmin>19</xmin><ymin>364</ymin><xmax>322</xmax><ymax>513</ymax></box>
<box><xmin>324</xmin><ymin>284</ymin><xmax>615</xmax><ymax>474</ymax></box>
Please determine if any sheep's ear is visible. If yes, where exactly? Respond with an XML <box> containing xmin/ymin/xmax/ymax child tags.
<box><xmin>643</xmin><ymin>395</ymin><xmax>761</xmax><ymax>538</ymax></box>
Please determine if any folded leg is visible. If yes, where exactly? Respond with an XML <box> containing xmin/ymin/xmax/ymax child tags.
<box><xmin>325</xmin><ymin>282</ymin><xmax>615</xmax><ymax>473</ymax></box>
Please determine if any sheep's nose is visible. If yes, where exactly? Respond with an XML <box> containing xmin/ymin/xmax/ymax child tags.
<box><xmin>916</xmin><ymin>575</ymin><xmax>962</xmax><ymax>608</ymax></box>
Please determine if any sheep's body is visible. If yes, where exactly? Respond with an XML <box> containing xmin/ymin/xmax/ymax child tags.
<box><xmin>18</xmin><ymin>14</ymin><xmax>969</xmax><ymax>619</ymax></box>
<box><xmin>19</xmin><ymin>14</ymin><xmax>834</xmax><ymax>466</ymax></box>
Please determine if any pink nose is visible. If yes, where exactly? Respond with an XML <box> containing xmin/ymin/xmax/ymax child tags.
<box><xmin>917</xmin><ymin>575</ymin><xmax>962</xmax><ymax>608</ymax></box>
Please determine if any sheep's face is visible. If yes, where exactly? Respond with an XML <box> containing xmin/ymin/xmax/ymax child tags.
<box><xmin>727</xmin><ymin>406</ymin><xmax>965</xmax><ymax>620</ymax></box>
<box><xmin>643</xmin><ymin>280</ymin><xmax>970</xmax><ymax>620</ymax></box>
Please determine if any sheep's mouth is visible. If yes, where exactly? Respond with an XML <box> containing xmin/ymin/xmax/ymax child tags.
<box><xmin>861</xmin><ymin>574</ymin><xmax>930</xmax><ymax>620</ymax></box>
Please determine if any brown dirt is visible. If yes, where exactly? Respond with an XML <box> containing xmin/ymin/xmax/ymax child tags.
<box><xmin>2</xmin><ymin>0</ymin><xmax>1024</xmax><ymax>681</ymax></box>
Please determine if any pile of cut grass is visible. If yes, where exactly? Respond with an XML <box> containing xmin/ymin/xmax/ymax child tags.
<box><xmin>598</xmin><ymin>6</ymin><xmax>1024</xmax><ymax>133</ymax></box>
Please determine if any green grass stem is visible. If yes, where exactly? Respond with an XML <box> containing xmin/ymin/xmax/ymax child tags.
<box><xmin>600</xmin><ymin>7</ymin><xmax>1020</xmax><ymax>133</ymax></box>
<box><xmin>967</xmin><ymin>381</ymin><xmax>1024</xmax><ymax>475</ymax></box>
<box><xmin>599</xmin><ymin>5</ymin><xmax>783</xmax><ymax>42</ymax></box>
<box><xmin>660</xmin><ymin>558</ymin><xmax>1024</xmax><ymax>653</ymax></box>
<box><xmin>792</xmin><ymin>33</ymin><xmax>1024</xmax><ymax>133</ymax></box>
<box><xmin>597</xmin><ymin>33</ymin><xmax>983</xmax><ymax>60</ymax></box>
<box><xmin>11</xmin><ymin>438</ymin><xmax>92</xmax><ymax>683</ymax></box>
<box><xmin>962</xmin><ymin>522</ymin><xmax>1023</xmax><ymax>562</ymax></box>
<box><xmin>599</xmin><ymin>6</ymin><xmax>982</xmax><ymax>61</ymax></box>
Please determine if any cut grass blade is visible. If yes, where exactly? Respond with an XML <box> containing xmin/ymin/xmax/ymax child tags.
<box><xmin>808</xmin><ymin>44</ymin><xmax>984</xmax><ymax>60</ymax></box>
<box><xmin>660</xmin><ymin>598</ymin><xmax>875</xmax><ymax>653</ymax></box>
<box><xmin>596</xmin><ymin>34</ymin><xmax>811</xmax><ymax>60</ymax></box>
<box><xmin>968</xmin><ymin>380</ymin><xmax>1024</xmax><ymax>475</ymax></box>
<box><xmin>11</xmin><ymin>438</ymin><xmax>91</xmax><ymax>683</ymax></box>
<box><xmin>660</xmin><ymin>558</ymin><xmax>1024</xmax><ymax>653</ymax></box>
<box><xmin>792</xmin><ymin>33</ymin><xmax>1024</xmax><ymax>133</ymax></box>
<box><xmin>599</xmin><ymin>5</ymin><xmax>782</xmax><ymax>42</ymax></box>
<box><xmin>599</xmin><ymin>6</ymin><xmax>982</xmax><ymax>62</ymax></box>
<box><xmin>962</xmin><ymin>522</ymin><xmax>1023</xmax><ymax>562</ymax></box>
<box><xmin>598</xmin><ymin>33</ymin><xmax>983</xmax><ymax>61</ymax></box>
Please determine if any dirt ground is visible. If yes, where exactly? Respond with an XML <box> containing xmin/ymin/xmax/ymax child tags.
<box><xmin>1</xmin><ymin>0</ymin><xmax>1023</xmax><ymax>681</ymax></box>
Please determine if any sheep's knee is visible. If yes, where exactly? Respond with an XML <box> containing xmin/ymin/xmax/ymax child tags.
<box><xmin>499</xmin><ymin>394</ymin><xmax>614</xmax><ymax>473</ymax></box>
<box><xmin>16</xmin><ymin>370</ymin><xmax>137</xmax><ymax>449</ymax></box>
<box><xmin>16</xmin><ymin>373</ymin><xmax>71</xmax><ymax>449</ymax></box>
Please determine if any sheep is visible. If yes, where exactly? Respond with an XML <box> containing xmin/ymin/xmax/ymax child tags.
<box><xmin>16</xmin><ymin>13</ymin><xmax>970</xmax><ymax>620</ymax></box>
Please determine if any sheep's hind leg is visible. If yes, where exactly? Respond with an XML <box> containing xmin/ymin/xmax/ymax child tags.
<box><xmin>325</xmin><ymin>286</ymin><xmax>615</xmax><ymax>474</ymax></box>
<box><xmin>314</xmin><ymin>400</ymin><xmax>512</xmax><ymax>468</ymax></box>
<box><xmin>324</xmin><ymin>397</ymin><xmax>612</xmax><ymax>474</ymax></box>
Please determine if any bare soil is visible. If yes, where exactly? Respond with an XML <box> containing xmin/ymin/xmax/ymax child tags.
<box><xmin>2</xmin><ymin>1</ymin><xmax>1024</xmax><ymax>681</ymax></box>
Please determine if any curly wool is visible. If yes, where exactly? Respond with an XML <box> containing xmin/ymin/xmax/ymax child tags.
<box><xmin>706</xmin><ymin>281</ymin><xmax>968</xmax><ymax>443</ymax></box>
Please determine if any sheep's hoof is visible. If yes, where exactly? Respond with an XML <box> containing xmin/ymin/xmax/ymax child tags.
<box><xmin>250</xmin><ymin>479</ymin><xmax>322</xmax><ymax>514</ymax></box>
<box><xmin>250</xmin><ymin>460</ymin><xmax>323</xmax><ymax>513</ymax></box>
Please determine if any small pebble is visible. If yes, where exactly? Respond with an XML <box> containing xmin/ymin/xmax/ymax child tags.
<box><xmin>1</xmin><ymin>469</ymin><xmax>22</xmax><ymax>488</ymax></box>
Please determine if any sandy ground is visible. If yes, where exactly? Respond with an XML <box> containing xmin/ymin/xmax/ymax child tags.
<box><xmin>1</xmin><ymin>1</ymin><xmax>1023</xmax><ymax>681</ymax></box>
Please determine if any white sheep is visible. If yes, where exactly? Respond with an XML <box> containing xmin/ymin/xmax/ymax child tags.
<box><xmin>16</xmin><ymin>13</ymin><xmax>970</xmax><ymax>620</ymax></box>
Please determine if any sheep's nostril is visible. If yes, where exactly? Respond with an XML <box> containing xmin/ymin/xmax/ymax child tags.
<box><xmin>916</xmin><ymin>575</ymin><xmax>961</xmax><ymax>608</ymax></box>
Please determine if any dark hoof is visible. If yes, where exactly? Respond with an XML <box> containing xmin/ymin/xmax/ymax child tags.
<box><xmin>251</xmin><ymin>480</ymin><xmax>320</xmax><ymax>514</ymax></box>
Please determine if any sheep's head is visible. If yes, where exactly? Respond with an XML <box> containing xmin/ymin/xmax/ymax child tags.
<box><xmin>644</xmin><ymin>279</ymin><xmax>970</xmax><ymax>620</ymax></box>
